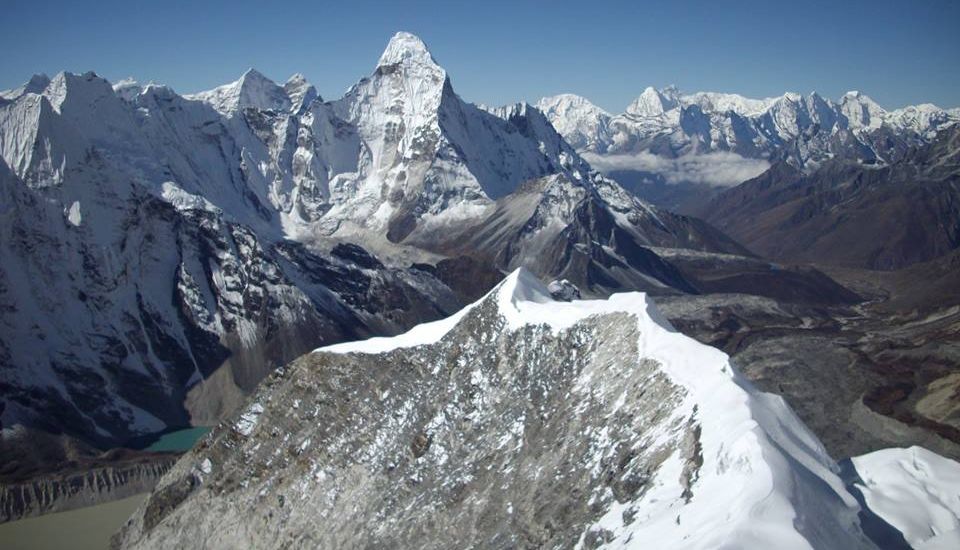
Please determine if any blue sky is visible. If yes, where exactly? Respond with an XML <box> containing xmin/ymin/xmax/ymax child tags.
<box><xmin>2</xmin><ymin>0</ymin><xmax>958</xmax><ymax>111</ymax></box>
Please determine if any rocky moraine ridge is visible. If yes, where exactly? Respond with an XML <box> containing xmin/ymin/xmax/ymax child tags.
<box><xmin>1</xmin><ymin>457</ymin><xmax>173</xmax><ymax>522</ymax></box>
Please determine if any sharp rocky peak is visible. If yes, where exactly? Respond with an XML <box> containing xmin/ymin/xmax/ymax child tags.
<box><xmin>284</xmin><ymin>73</ymin><xmax>320</xmax><ymax>112</ymax></box>
<box><xmin>42</xmin><ymin>71</ymin><xmax>117</xmax><ymax>112</ymax></box>
<box><xmin>1</xmin><ymin>73</ymin><xmax>50</xmax><ymax>99</ymax></box>
<box><xmin>626</xmin><ymin>86</ymin><xmax>679</xmax><ymax>117</ymax></box>
<box><xmin>377</xmin><ymin>31</ymin><xmax>441</xmax><ymax>71</ymax></box>
<box><xmin>188</xmin><ymin>68</ymin><xmax>292</xmax><ymax>115</ymax></box>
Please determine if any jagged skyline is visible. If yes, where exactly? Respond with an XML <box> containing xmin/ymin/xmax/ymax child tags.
<box><xmin>2</xmin><ymin>0</ymin><xmax>958</xmax><ymax>112</ymax></box>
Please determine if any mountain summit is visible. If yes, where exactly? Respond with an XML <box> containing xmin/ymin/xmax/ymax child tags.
<box><xmin>188</xmin><ymin>68</ymin><xmax>293</xmax><ymax>114</ymax></box>
<box><xmin>115</xmin><ymin>268</ymin><xmax>960</xmax><ymax>549</ymax></box>
<box><xmin>377</xmin><ymin>31</ymin><xmax>441</xmax><ymax>69</ymax></box>
<box><xmin>0</xmin><ymin>32</ymin><xmax>748</xmax><ymax>458</ymax></box>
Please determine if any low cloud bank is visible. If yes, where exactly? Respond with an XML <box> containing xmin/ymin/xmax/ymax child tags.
<box><xmin>583</xmin><ymin>151</ymin><xmax>770</xmax><ymax>187</ymax></box>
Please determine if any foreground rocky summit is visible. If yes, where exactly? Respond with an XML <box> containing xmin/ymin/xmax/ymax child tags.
<box><xmin>115</xmin><ymin>269</ymin><xmax>959</xmax><ymax>549</ymax></box>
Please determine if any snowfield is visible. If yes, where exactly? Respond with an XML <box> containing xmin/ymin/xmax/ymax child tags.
<box><xmin>318</xmin><ymin>268</ymin><xmax>960</xmax><ymax>549</ymax></box>
<box><xmin>852</xmin><ymin>446</ymin><xmax>960</xmax><ymax>549</ymax></box>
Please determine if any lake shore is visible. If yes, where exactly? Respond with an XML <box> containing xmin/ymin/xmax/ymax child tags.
<box><xmin>0</xmin><ymin>492</ymin><xmax>147</xmax><ymax>550</ymax></box>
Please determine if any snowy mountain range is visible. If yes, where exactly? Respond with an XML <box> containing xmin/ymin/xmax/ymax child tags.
<box><xmin>115</xmin><ymin>269</ymin><xmax>960</xmax><ymax>549</ymax></box>
<box><xmin>701</xmin><ymin>126</ymin><xmax>960</xmax><ymax>271</ymax></box>
<box><xmin>538</xmin><ymin>87</ymin><xmax>960</xmax><ymax>175</ymax></box>
<box><xmin>0</xmin><ymin>33</ymin><xmax>753</xmax><ymax>453</ymax></box>
<box><xmin>3</xmin><ymin>29</ymin><xmax>960</xmax><ymax>547</ymax></box>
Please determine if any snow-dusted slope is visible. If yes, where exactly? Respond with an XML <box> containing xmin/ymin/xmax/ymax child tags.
<box><xmin>539</xmin><ymin>88</ymin><xmax>960</xmax><ymax>172</ymax></box>
<box><xmin>186</xmin><ymin>69</ymin><xmax>292</xmax><ymax>115</ymax></box>
<box><xmin>113</xmin><ymin>268</ymin><xmax>959</xmax><ymax>549</ymax></box>
<box><xmin>851</xmin><ymin>447</ymin><xmax>960</xmax><ymax>550</ymax></box>
<box><xmin>536</xmin><ymin>93</ymin><xmax>613</xmax><ymax>151</ymax></box>
<box><xmin>0</xmin><ymin>32</ymin><xmax>749</xmax><ymax>455</ymax></box>
<box><xmin>319</xmin><ymin>33</ymin><xmax>609</xmax><ymax>245</ymax></box>
<box><xmin>0</xmin><ymin>68</ymin><xmax>467</xmax><ymax>450</ymax></box>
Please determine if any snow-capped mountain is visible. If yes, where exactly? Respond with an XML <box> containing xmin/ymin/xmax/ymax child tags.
<box><xmin>538</xmin><ymin>88</ymin><xmax>960</xmax><ymax>170</ymax></box>
<box><xmin>534</xmin><ymin>93</ymin><xmax>614</xmax><ymax>153</ymax></box>
<box><xmin>701</xmin><ymin>126</ymin><xmax>960</xmax><ymax>270</ymax></box>
<box><xmin>115</xmin><ymin>269</ymin><xmax>960</xmax><ymax>549</ymax></box>
<box><xmin>0</xmin><ymin>33</ymin><xmax>751</xmax><ymax>455</ymax></box>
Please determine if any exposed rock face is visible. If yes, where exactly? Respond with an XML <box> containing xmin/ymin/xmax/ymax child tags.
<box><xmin>429</xmin><ymin>173</ymin><xmax>751</xmax><ymax>296</ymax></box>
<box><xmin>700</xmin><ymin>127</ymin><xmax>960</xmax><ymax>270</ymax></box>
<box><xmin>0</xmin><ymin>66</ymin><xmax>497</xmax><ymax>455</ymax></box>
<box><xmin>0</xmin><ymin>425</ymin><xmax>182</xmax><ymax>523</ymax></box>
<box><xmin>0</xmin><ymin>146</ymin><xmax>467</xmax><ymax>450</ymax></box>
<box><xmin>0</xmin><ymin>33</ymin><xmax>761</xmax><ymax>458</ymax></box>
<box><xmin>547</xmin><ymin>279</ymin><xmax>581</xmax><ymax>301</ymax></box>
<box><xmin>116</xmin><ymin>270</ymin><xmax>884</xmax><ymax>549</ymax></box>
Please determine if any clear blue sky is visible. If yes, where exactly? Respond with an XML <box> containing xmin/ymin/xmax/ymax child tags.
<box><xmin>2</xmin><ymin>0</ymin><xmax>958</xmax><ymax>112</ymax></box>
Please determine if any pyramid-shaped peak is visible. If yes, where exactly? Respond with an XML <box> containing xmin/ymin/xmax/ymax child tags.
<box><xmin>377</xmin><ymin>32</ymin><xmax>439</xmax><ymax>69</ymax></box>
<box><xmin>626</xmin><ymin>86</ymin><xmax>678</xmax><ymax>117</ymax></box>
<box><xmin>841</xmin><ymin>90</ymin><xmax>883</xmax><ymax>107</ymax></box>
<box><xmin>840</xmin><ymin>90</ymin><xmax>885</xmax><ymax>111</ymax></box>
<box><xmin>26</xmin><ymin>73</ymin><xmax>51</xmax><ymax>92</ymax></box>
<box><xmin>187</xmin><ymin>68</ymin><xmax>291</xmax><ymax>114</ymax></box>
<box><xmin>0</xmin><ymin>73</ymin><xmax>51</xmax><ymax>100</ymax></box>
<box><xmin>284</xmin><ymin>73</ymin><xmax>319</xmax><ymax>112</ymax></box>
<box><xmin>536</xmin><ymin>94</ymin><xmax>612</xmax><ymax>118</ymax></box>
<box><xmin>239</xmin><ymin>68</ymin><xmax>274</xmax><ymax>85</ymax></box>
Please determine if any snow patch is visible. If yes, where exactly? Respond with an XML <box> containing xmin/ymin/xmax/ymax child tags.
<box><xmin>852</xmin><ymin>446</ymin><xmax>960</xmax><ymax>549</ymax></box>
<box><xmin>65</xmin><ymin>200</ymin><xmax>81</xmax><ymax>226</ymax></box>
<box><xmin>235</xmin><ymin>402</ymin><xmax>264</xmax><ymax>436</ymax></box>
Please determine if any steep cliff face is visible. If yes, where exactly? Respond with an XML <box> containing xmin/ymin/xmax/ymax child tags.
<box><xmin>0</xmin><ymin>32</ymin><xmax>753</xmax><ymax>456</ymax></box>
<box><xmin>0</xmin><ymin>145</ymin><xmax>467</xmax><ymax>450</ymax></box>
<box><xmin>0</xmin><ymin>425</ymin><xmax>182</xmax><ymax>523</ymax></box>
<box><xmin>116</xmin><ymin>270</ymin><xmax>893</xmax><ymax>549</ymax></box>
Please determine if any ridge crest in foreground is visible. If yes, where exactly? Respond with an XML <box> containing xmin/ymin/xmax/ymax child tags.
<box><xmin>116</xmin><ymin>269</ymin><xmax>951</xmax><ymax>549</ymax></box>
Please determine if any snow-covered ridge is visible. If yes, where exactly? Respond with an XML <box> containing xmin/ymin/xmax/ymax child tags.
<box><xmin>537</xmin><ymin>87</ymin><xmax>960</xmax><ymax>172</ymax></box>
<box><xmin>851</xmin><ymin>446</ymin><xmax>960</xmax><ymax>549</ymax></box>
<box><xmin>185</xmin><ymin>68</ymin><xmax>293</xmax><ymax>115</ymax></box>
<box><xmin>171</xmin><ymin>267</ymin><xmax>960</xmax><ymax>549</ymax></box>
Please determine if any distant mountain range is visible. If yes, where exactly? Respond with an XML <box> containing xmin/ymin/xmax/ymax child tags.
<box><xmin>538</xmin><ymin>87</ymin><xmax>959</xmax><ymax>170</ymax></box>
<box><xmin>538</xmin><ymin>87</ymin><xmax>960</xmax><ymax>218</ymax></box>
<box><xmin>701</xmin><ymin>125</ymin><xmax>960</xmax><ymax>270</ymax></box>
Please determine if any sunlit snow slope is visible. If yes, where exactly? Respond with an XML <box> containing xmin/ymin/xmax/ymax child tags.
<box><xmin>115</xmin><ymin>268</ymin><xmax>960</xmax><ymax>549</ymax></box>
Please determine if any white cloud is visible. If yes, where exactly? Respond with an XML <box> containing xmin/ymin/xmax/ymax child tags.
<box><xmin>582</xmin><ymin>151</ymin><xmax>770</xmax><ymax>187</ymax></box>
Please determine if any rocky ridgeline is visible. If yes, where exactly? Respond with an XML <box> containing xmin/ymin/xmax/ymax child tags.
<box><xmin>1</xmin><ymin>455</ymin><xmax>175</xmax><ymax>522</ymax></box>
